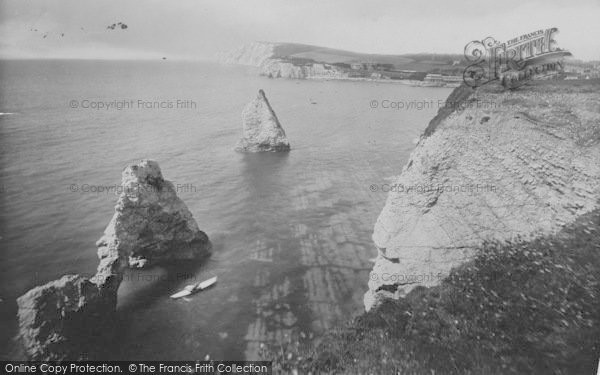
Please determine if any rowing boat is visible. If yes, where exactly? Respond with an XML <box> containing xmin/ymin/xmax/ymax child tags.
<box><xmin>169</xmin><ymin>276</ymin><xmax>217</xmax><ymax>299</ymax></box>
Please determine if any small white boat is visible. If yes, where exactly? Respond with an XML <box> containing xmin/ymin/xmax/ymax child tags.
<box><xmin>170</xmin><ymin>276</ymin><xmax>217</xmax><ymax>299</ymax></box>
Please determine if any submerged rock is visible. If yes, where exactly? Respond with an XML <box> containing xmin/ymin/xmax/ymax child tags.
<box><xmin>235</xmin><ymin>90</ymin><xmax>290</xmax><ymax>152</ymax></box>
<box><xmin>16</xmin><ymin>160</ymin><xmax>211</xmax><ymax>360</ymax></box>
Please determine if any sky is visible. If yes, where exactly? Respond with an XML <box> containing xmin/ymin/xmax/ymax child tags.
<box><xmin>0</xmin><ymin>0</ymin><xmax>599</xmax><ymax>61</ymax></box>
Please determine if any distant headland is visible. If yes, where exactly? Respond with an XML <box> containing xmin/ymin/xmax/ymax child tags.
<box><xmin>220</xmin><ymin>41</ymin><xmax>466</xmax><ymax>87</ymax></box>
<box><xmin>220</xmin><ymin>41</ymin><xmax>600</xmax><ymax>87</ymax></box>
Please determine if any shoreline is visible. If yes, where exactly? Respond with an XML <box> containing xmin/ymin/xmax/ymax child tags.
<box><xmin>268</xmin><ymin>75</ymin><xmax>462</xmax><ymax>88</ymax></box>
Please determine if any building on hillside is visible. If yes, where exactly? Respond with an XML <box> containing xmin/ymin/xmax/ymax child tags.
<box><xmin>424</xmin><ymin>73</ymin><xmax>443</xmax><ymax>83</ymax></box>
<box><xmin>441</xmin><ymin>75</ymin><xmax>463</xmax><ymax>83</ymax></box>
<box><xmin>395</xmin><ymin>70</ymin><xmax>417</xmax><ymax>79</ymax></box>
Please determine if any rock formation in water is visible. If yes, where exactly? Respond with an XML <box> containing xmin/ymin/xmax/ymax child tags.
<box><xmin>365</xmin><ymin>81</ymin><xmax>600</xmax><ymax>311</ymax></box>
<box><xmin>16</xmin><ymin>275</ymin><xmax>116</xmax><ymax>360</ymax></box>
<box><xmin>96</xmin><ymin>159</ymin><xmax>212</xmax><ymax>270</ymax></box>
<box><xmin>17</xmin><ymin>160</ymin><xmax>212</xmax><ymax>360</ymax></box>
<box><xmin>235</xmin><ymin>89</ymin><xmax>291</xmax><ymax>152</ymax></box>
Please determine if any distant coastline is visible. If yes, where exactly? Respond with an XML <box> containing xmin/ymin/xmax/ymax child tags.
<box><xmin>266</xmin><ymin>74</ymin><xmax>462</xmax><ymax>88</ymax></box>
<box><xmin>220</xmin><ymin>41</ymin><xmax>464</xmax><ymax>87</ymax></box>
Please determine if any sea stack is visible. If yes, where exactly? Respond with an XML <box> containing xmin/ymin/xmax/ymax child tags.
<box><xmin>16</xmin><ymin>160</ymin><xmax>212</xmax><ymax>360</ymax></box>
<box><xmin>96</xmin><ymin>159</ymin><xmax>212</xmax><ymax>271</ymax></box>
<box><xmin>235</xmin><ymin>89</ymin><xmax>291</xmax><ymax>152</ymax></box>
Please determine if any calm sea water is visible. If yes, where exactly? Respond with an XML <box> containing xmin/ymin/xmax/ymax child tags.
<box><xmin>0</xmin><ymin>60</ymin><xmax>451</xmax><ymax>359</ymax></box>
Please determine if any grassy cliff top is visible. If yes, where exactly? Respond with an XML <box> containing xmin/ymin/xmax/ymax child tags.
<box><xmin>423</xmin><ymin>79</ymin><xmax>600</xmax><ymax>140</ymax></box>
<box><xmin>270</xmin><ymin>42</ymin><xmax>465</xmax><ymax>71</ymax></box>
<box><xmin>267</xmin><ymin>206</ymin><xmax>600</xmax><ymax>374</ymax></box>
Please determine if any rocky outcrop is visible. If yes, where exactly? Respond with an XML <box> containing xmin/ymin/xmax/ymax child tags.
<box><xmin>96</xmin><ymin>159</ymin><xmax>212</xmax><ymax>271</ymax></box>
<box><xmin>16</xmin><ymin>275</ymin><xmax>115</xmax><ymax>360</ymax></box>
<box><xmin>235</xmin><ymin>90</ymin><xmax>291</xmax><ymax>152</ymax></box>
<box><xmin>365</xmin><ymin>81</ymin><xmax>600</xmax><ymax>311</ymax></box>
<box><xmin>17</xmin><ymin>160</ymin><xmax>212</xmax><ymax>360</ymax></box>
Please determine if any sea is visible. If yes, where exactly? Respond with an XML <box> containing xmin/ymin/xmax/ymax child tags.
<box><xmin>0</xmin><ymin>59</ymin><xmax>451</xmax><ymax>359</ymax></box>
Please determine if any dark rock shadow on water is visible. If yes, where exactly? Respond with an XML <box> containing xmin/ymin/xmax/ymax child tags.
<box><xmin>239</xmin><ymin>151</ymin><xmax>291</xmax><ymax>204</ymax></box>
<box><xmin>240</xmin><ymin>151</ymin><xmax>290</xmax><ymax>176</ymax></box>
<box><xmin>0</xmin><ymin>299</ymin><xmax>22</xmax><ymax>360</ymax></box>
<box><xmin>115</xmin><ymin>259</ymin><xmax>207</xmax><ymax>312</ymax></box>
<box><xmin>107</xmin><ymin>242</ymin><xmax>223</xmax><ymax>359</ymax></box>
<box><xmin>232</xmin><ymin>151</ymin><xmax>324</xmax><ymax>359</ymax></box>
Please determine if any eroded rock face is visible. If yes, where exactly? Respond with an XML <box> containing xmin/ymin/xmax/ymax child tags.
<box><xmin>16</xmin><ymin>160</ymin><xmax>212</xmax><ymax>360</ymax></box>
<box><xmin>235</xmin><ymin>90</ymin><xmax>291</xmax><ymax>152</ymax></box>
<box><xmin>16</xmin><ymin>275</ymin><xmax>115</xmax><ymax>360</ymax></box>
<box><xmin>365</xmin><ymin>82</ymin><xmax>600</xmax><ymax>311</ymax></box>
<box><xmin>96</xmin><ymin>159</ymin><xmax>212</xmax><ymax>272</ymax></box>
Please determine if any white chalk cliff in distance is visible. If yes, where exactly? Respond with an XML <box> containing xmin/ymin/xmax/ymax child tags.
<box><xmin>235</xmin><ymin>89</ymin><xmax>291</xmax><ymax>152</ymax></box>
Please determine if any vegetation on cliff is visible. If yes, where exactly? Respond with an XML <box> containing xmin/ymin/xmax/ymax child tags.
<box><xmin>267</xmin><ymin>207</ymin><xmax>600</xmax><ymax>374</ymax></box>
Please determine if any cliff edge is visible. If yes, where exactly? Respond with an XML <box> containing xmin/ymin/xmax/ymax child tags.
<box><xmin>365</xmin><ymin>80</ymin><xmax>600</xmax><ymax>310</ymax></box>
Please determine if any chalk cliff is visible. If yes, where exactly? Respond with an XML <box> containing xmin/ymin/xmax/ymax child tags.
<box><xmin>220</xmin><ymin>41</ymin><xmax>277</xmax><ymax>67</ymax></box>
<box><xmin>236</xmin><ymin>89</ymin><xmax>291</xmax><ymax>152</ymax></box>
<box><xmin>17</xmin><ymin>160</ymin><xmax>212</xmax><ymax>360</ymax></box>
<box><xmin>260</xmin><ymin>60</ymin><xmax>348</xmax><ymax>80</ymax></box>
<box><xmin>365</xmin><ymin>81</ymin><xmax>600</xmax><ymax>310</ymax></box>
<box><xmin>221</xmin><ymin>42</ymin><xmax>348</xmax><ymax>80</ymax></box>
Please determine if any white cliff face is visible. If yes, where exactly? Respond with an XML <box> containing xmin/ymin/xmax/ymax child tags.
<box><xmin>17</xmin><ymin>160</ymin><xmax>212</xmax><ymax>360</ymax></box>
<box><xmin>365</xmin><ymin>83</ymin><xmax>600</xmax><ymax>311</ymax></box>
<box><xmin>260</xmin><ymin>59</ymin><xmax>305</xmax><ymax>79</ymax></box>
<box><xmin>221</xmin><ymin>42</ymin><xmax>349</xmax><ymax>80</ymax></box>
<box><xmin>235</xmin><ymin>90</ymin><xmax>291</xmax><ymax>152</ymax></box>
<box><xmin>260</xmin><ymin>60</ymin><xmax>349</xmax><ymax>80</ymax></box>
<box><xmin>221</xmin><ymin>41</ymin><xmax>277</xmax><ymax>66</ymax></box>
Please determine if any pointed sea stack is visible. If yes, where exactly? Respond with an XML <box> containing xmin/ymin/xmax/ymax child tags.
<box><xmin>16</xmin><ymin>160</ymin><xmax>212</xmax><ymax>360</ymax></box>
<box><xmin>235</xmin><ymin>89</ymin><xmax>291</xmax><ymax>152</ymax></box>
<box><xmin>96</xmin><ymin>159</ymin><xmax>212</xmax><ymax>273</ymax></box>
